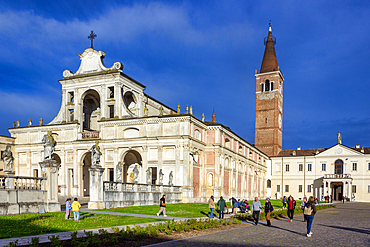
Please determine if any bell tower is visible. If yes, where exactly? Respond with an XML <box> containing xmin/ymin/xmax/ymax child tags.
<box><xmin>255</xmin><ymin>23</ymin><xmax>284</xmax><ymax>157</ymax></box>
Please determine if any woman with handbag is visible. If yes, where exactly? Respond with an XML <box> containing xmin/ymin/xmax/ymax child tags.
<box><xmin>156</xmin><ymin>195</ymin><xmax>167</xmax><ymax>217</ymax></box>
<box><xmin>208</xmin><ymin>196</ymin><xmax>216</xmax><ymax>218</ymax></box>
<box><xmin>264</xmin><ymin>198</ymin><xmax>273</xmax><ymax>226</ymax></box>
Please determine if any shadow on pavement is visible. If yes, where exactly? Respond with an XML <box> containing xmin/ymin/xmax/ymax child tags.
<box><xmin>317</xmin><ymin>224</ymin><xmax>370</xmax><ymax>235</ymax></box>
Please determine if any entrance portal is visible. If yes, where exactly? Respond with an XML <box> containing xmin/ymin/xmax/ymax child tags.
<box><xmin>82</xmin><ymin>152</ymin><xmax>91</xmax><ymax>196</ymax></box>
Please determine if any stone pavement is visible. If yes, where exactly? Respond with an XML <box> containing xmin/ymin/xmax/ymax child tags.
<box><xmin>146</xmin><ymin>202</ymin><xmax>370</xmax><ymax>247</ymax></box>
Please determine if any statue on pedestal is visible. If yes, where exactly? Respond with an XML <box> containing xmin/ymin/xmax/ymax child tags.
<box><xmin>169</xmin><ymin>171</ymin><xmax>173</xmax><ymax>186</ymax></box>
<box><xmin>133</xmin><ymin>165</ymin><xmax>139</xmax><ymax>183</ymax></box>
<box><xmin>337</xmin><ymin>131</ymin><xmax>342</xmax><ymax>144</ymax></box>
<box><xmin>116</xmin><ymin>162</ymin><xmax>123</xmax><ymax>181</ymax></box>
<box><xmin>91</xmin><ymin>140</ymin><xmax>102</xmax><ymax>167</ymax></box>
<box><xmin>158</xmin><ymin>169</ymin><xmax>164</xmax><ymax>185</ymax></box>
<box><xmin>1</xmin><ymin>145</ymin><xmax>14</xmax><ymax>172</ymax></box>
<box><xmin>42</xmin><ymin>131</ymin><xmax>56</xmax><ymax>160</ymax></box>
<box><xmin>146</xmin><ymin>168</ymin><xmax>152</xmax><ymax>184</ymax></box>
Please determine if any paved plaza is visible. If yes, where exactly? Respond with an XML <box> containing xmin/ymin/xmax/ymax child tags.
<box><xmin>148</xmin><ymin>202</ymin><xmax>370</xmax><ymax>247</ymax></box>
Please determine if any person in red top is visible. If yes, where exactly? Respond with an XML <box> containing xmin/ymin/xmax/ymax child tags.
<box><xmin>156</xmin><ymin>195</ymin><xmax>167</xmax><ymax>217</ymax></box>
<box><xmin>287</xmin><ymin>195</ymin><xmax>296</xmax><ymax>222</ymax></box>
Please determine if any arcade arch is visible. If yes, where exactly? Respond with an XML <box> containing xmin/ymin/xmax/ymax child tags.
<box><xmin>82</xmin><ymin>89</ymin><xmax>100</xmax><ymax>131</ymax></box>
<box><xmin>121</xmin><ymin>150</ymin><xmax>142</xmax><ymax>183</ymax></box>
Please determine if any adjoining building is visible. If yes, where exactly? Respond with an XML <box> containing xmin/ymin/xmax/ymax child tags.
<box><xmin>270</xmin><ymin>138</ymin><xmax>370</xmax><ymax>202</ymax></box>
<box><xmin>6</xmin><ymin>32</ymin><xmax>270</xmax><ymax>202</ymax></box>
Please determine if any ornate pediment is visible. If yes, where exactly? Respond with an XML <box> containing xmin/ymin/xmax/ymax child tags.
<box><xmin>63</xmin><ymin>48</ymin><xmax>123</xmax><ymax>78</ymax></box>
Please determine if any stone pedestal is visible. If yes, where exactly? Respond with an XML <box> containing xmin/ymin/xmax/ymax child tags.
<box><xmin>88</xmin><ymin>167</ymin><xmax>105</xmax><ymax>209</ymax></box>
<box><xmin>4</xmin><ymin>171</ymin><xmax>15</xmax><ymax>189</ymax></box>
<box><xmin>39</xmin><ymin>159</ymin><xmax>61</xmax><ymax>212</ymax></box>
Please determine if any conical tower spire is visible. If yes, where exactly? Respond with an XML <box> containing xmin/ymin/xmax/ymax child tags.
<box><xmin>260</xmin><ymin>23</ymin><xmax>279</xmax><ymax>73</ymax></box>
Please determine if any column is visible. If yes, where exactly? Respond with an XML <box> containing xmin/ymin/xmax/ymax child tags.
<box><xmin>88</xmin><ymin>167</ymin><xmax>105</xmax><ymax>209</ymax></box>
<box><xmin>39</xmin><ymin>159</ymin><xmax>61</xmax><ymax>212</ymax></box>
<box><xmin>323</xmin><ymin>181</ymin><xmax>326</xmax><ymax>199</ymax></box>
<box><xmin>343</xmin><ymin>181</ymin><xmax>346</xmax><ymax>199</ymax></box>
<box><xmin>348</xmin><ymin>182</ymin><xmax>351</xmax><ymax>200</ymax></box>
<box><xmin>327</xmin><ymin>181</ymin><xmax>331</xmax><ymax>200</ymax></box>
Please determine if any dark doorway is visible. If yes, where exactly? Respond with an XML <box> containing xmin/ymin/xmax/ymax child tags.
<box><xmin>82</xmin><ymin>152</ymin><xmax>91</xmax><ymax>197</ymax></box>
<box><xmin>150</xmin><ymin>167</ymin><xmax>157</xmax><ymax>184</ymax></box>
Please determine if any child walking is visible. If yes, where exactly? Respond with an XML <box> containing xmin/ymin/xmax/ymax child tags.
<box><xmin>65</xmin><ymin>198</ymin><xmax>72</xmax><ymax>220</ymax></box>
<box><xmin>71</xmin><ymin>198</ymin><xmax>81</xmax><ymax>222</ymax></box>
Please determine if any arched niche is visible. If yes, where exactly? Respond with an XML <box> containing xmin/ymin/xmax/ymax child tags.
<box><xmin>81</xmin><ymin>152</ymin><xmax>92</xmax><ymax>197</ymax></box>
<box><xmin>82</xmin><ymin>89</ymin><xmax>101</xmax><ymax>131</ymax></box>
<box><xmin>122</xmin><ymin>90</ymin><xmax>137</xmax><ymax>115</ymax></box>
<box><xmin>121</xmin><ymin>150</ymin><xmax>142</xmax><ymax>183</ymax></box>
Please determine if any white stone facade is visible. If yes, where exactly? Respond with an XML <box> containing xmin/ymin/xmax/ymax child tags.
<box><xmin>8</xmin><ymin>48</ymin><xmax>268</xmax><ymax>202</ymax></box>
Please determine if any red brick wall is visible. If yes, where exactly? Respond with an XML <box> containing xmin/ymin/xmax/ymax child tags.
<box><xmin>206</xmin><ymin>131</ymin><xmax>215</xmax><ymax>144</ymax></box>
<box><xmin>193</xmin><ymin>167</ymin><xmax>200</xmax><ymax>198</ymax></box>
<box><xmin>224</xmin><ymin>171</ymin><xmax>229</xmax><ymax>197</ymax></box>
<box><xmin>206</xmin><ymin>151</ymin><xmax>215</xmax><ymax>165</ymax></box>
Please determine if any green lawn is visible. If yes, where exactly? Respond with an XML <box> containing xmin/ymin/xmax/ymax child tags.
<box><xmin>0</xmin><ymin>211</ymin><xmax>166</xmax><ymax>239</ymax></box>
<box><xmin>99</xmin><ymin>203</ymin><xmax>211</xmax><ymax>218</ymax></box>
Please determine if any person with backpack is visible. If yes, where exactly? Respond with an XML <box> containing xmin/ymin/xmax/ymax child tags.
<box><xmin>304</xmin><ymin>196</ymin><xmax>317</xmax><ymax>237</ymax></box>
<box><xmin>287</xmin><ymin>195</ymin><xmax>296</xmax><ymax>222</ymax></box>
<box><xmin>217</xmin><ymin>196</ymin><xmax>227</xmax><ymax>219</ymax></box>
<box><xmin>264</xmin><ymin>198</ymin><xmax>274</xmax><ymax>226</ymax></box>
<box><xmin>156</xmin><ymin>195</ymin><xmax>167</xmax><ymax>217</ymax></box>
<box><xmin>282</xmin><ymin>196</ymin><xmax>287</xmax><ymax>209</ymax></box>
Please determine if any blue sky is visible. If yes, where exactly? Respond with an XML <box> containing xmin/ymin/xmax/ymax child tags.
<box><xmin>0</xmin><ymin>0</ymin><xmax>369</xmax><ymax>150</ymax></box>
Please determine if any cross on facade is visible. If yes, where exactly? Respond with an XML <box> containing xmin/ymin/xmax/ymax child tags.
<box><xmin>88</xmin><ymin>30</ymin><xmax>97</xmax><ymax>49</ymax></box>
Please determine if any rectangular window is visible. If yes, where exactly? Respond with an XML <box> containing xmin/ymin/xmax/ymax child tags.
<box><xmin>108</xmin><ymin>86</ymin><xmax>114</xmax><ymax>99</ymax></box>
<box><xmin>352</xmin><ymin>163</ymin><xmax>357</xmax><ymax>171</ymax></box>
<box><xmin>368</xmin><ymin>163</ymin><xmax>370</xmax><ymax>170</ymax></box>
<box><xmin>285</xmin><ymin>185</ymin><xmax>289</xmax><ymax>192</ymax></box>
<box><xmin>68</xmin><ymin>91</ymin><xmax>74</xmax><ymax>103</ymax></box>
<box><xmin>108</xmin><ymin>168</ymin><xmax>114</xmax><ymax>182</ymax></box>
<box><xmin>308</xmin><ymin>163</ymin><xmax>312</xmax><ymax>171</ymax></box>
<box><xmin>285</xmin><ymin>164</ymin><xmax>289</xmax><ymax>172</ymax></box>
<box><xmin>299</xmin><ymin>164</ymin><xmax>303</xmax><ymax>171</ymax></box>
<box><xmin>108</xmin><ymin>105</ymin><xmax>114</xmax><ymax>118</ymax></box>
<box><xmin>276</xmin><ymin>185</ymin><xmax>280</xmax><ymax>192</ymax></box>
<box><xmin>307</xmin><ymin>185</ymin><xmax>312</xmax><ymax>193</ymax></box>
<box><xmin>352</xmin><ymin>185</ymin><xmax>356</xmax><ymax>193</ymax></box>
<box><xmin>368</xmin><ymin>185</ymin><xmax>370</xmax><ymax>193</ymax></box>
<box><xmin>322</xmin><ymin>163</ymin><xmax>326</xmax><ymax>171</ymax></box>
<box><xmin>298</xmin><ymin>185</ymin><xmax>302</xmax><ymax>193</ymax></box>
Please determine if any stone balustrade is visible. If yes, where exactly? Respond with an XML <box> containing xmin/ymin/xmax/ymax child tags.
<box><xmin>102</xmin><ymin>181</ymin><xmax>182</xmax><ymax>208</ymax></box>
<box><xmin>324</xmin><ymin>174</ymin><xmax>351</xmax><ymax>179</ymax></box>
<box><xmin>0</xmin><ymin>175</ymin><xmax>46</xmax><ymax>190</ymax></box>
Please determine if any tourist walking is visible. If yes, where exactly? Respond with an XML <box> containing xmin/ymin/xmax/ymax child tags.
<box><xmin>157</xmin><ymin>195</ymin><xmax>167</xmax><ymax>217</ymax></box>
<box><xmin>301</xmin><ymin>197</ymin><xmax>307</xmax><ymax>222</ymax></box>
<box><xmin>251</xmin><ymin>197</ymin><xmax>262</xmax><ymax>225</ymax></box>
<box><xmin>264</xmin><ymin>198</ymin><xmax>273</xmax><ymax>226</ymax></box>
<box><xmin>65</xmin><ymin>198</ymin><xmax>72</xmax><ymax>220</ymax></box>
<box><xmin>208</xmin><ymin>196</ymin><xmax>215</xmax><ymax>218</ymax></box>
<box><xmin>282</xmin><ymin>196</ymin><xmax>287</xmax><ymax>209</ymax></box>
<box><xmin>217</xmin><ymin>196</ymin><xmax>227</xmax><ymax>219</ymax></box>
<box><xmin>71</xmin><ymin>198</ymin><xmax>81</xmax><ymax>222</ymax></box>
<box><xmin>287</xmin><ymin>195</ymin><xmax>296</xmax><ymax>222</ymax></box>
<box><xmin>304</xmin><ymin>196</ymin><xmax>317</xmax><ymax>237</ymax></box>
<box><xmin>342</xmin><ymin>195</ymin><xmax>345</xmax><ymax>203</ymax></box>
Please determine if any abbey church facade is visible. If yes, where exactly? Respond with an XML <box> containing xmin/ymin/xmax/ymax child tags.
<box><xmin>6</xmin><ymin>32</ymin><xmax>271</xmax><ymax>202</ymax></box>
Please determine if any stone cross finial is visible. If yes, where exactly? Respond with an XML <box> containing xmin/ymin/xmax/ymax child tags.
<box><xmin>88</xmin><ymin>30</ymin><xmax>97</xmax><ymax>49</ymax></box>
<box><xmin>12</xmin><ymin>121</ymin><xmax>15</xmax><ymax>128</ymax></box>
<box><xmin>186</xmin><ymin>105</ymin><xmax>189</xmax><ymax>113</ymax></box>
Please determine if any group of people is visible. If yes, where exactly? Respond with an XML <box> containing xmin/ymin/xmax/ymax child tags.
<box><xmin>231</xmin><ymin>197</ymin><xmax>251</xmax><ymax>213</ymax></box>
<box><xmin>65</xmin><ymin>198</ymin><xmax>81</xmax><ymax>221</ymax></box>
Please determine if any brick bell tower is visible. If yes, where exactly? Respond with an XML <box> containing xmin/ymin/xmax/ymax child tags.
<box><xmin>255</xmin><ymin>23</ymin><xmax>284</xmax><ymax>157</ymax></box>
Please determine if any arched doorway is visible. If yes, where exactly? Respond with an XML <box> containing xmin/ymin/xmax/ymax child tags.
<box><xmin>82</xmin><ymin>89</ymin><xmax>100</xmax><ymax>131</ymax></box>
<box><xmin>334</xmin><ymin>159</ymin><xmax>343</xmax><ymax>174</ymax></box>
<box><xmin>52</xmin><ymin>153</ymin><xmax>62</xmax><ymax>194</ymax></box>
<box><xmin>122</xmin><ymin>150</ymin><xmax>142</xmax><ymax>183</ymax></box>
<box><xmin>82</xmin><ymin>152</ymin><xmax>91</xmax><ymax>196</ymax></box>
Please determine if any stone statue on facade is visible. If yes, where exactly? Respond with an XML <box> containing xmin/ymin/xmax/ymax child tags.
<box><xmin>133</xmin><ymin>165</ymin><xmax>139</xmax><ymax>183</ymax></box>
<box><xmin>91</xmin><ymin>140</ymin><xmax>102</xmax><ymax>167</ymax></box>
<box><xmin>39</xmin><ymin>117</ymin><xmax>43</xmax><ymax>126</ymax></box>
<box><xmin>202</xmin><ymin>113</ymin><xmax>205</xmax><ymax>122</ymax></box>
<box><xmin>42</xmin><ymin>131</ymin><xmax>56</xmax><ymax>160</ymax></box>
<box><xmin>177</xmin><ymin>104</ymin><xmax>180</xmax><ymax>114</ymax></box>
<box><xmin>159</xmin><ymin>106</ymin><xmax>163</xmax><ymax>116</ymax></box>
<box><xmin>168</xmin><ymin>171</ymin><xmax>173</xmax><ymax>186</ymax></box>
<box><xmin>16</xmin><ymin>120</ymin><xmax>20</xmax><ymax>128</ymax></box>
<box><xmin>337</xmin><ymin>131</ymin><xmax>342</xmax><ymax>144</ymax></box>
<box><xmin>116</xmin><ymin>162</ymin><xmax>123</xmax><ymax>181</ymax></box>
<box><xmin>158</xmin><ymin>169</ymin><xmax>164</xmax><ymax>185</ymax></box>
<box><xmin>2</xmin><ymin>145</ymin><xmax>14</xmax><ymax>172</ymax></box>
<box><xmin>146</xmin><ymin>168</ymin><xmax>152</xmax><ymax>184</ymax></box>
<box><xmin>28</xmin><ymin>118</ymin><xmax>32</xmax><ymax>127</ymax></box>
